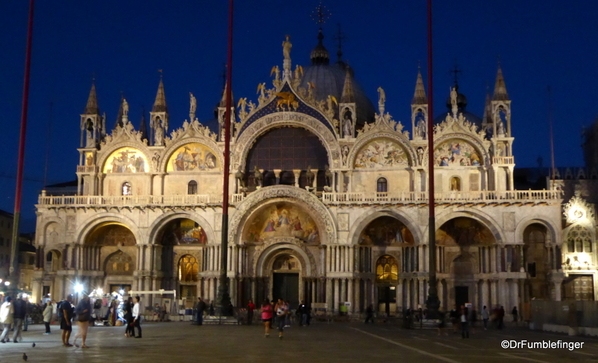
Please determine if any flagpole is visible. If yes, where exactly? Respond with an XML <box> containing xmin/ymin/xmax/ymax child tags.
<box><xmin>217</xmin><ymin>0</ymin><xmax>234</xmax><ymax>317</ymax></box>
<box><xmin>9</xmin><ymin>0</ymin><xmax>35</xmax><ymax>290</ymax></box>
<box><xmin>425</xmin><ymin>0</ymin><xmax>440</xmax><ymax>319</ymax></box>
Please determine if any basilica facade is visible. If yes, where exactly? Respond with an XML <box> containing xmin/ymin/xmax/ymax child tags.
<box><xmin>32</xmin><ymin>34</ymin><xmax>575</xmax><ymax>316</ymax></box>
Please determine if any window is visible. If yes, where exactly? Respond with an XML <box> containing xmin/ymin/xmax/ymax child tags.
<box><xmin>122</xmin><ymin>182</ymin><xmax>132</xmax><ymax>196</ymax></box>
<box><xmin>450</xmin><ymin>176</ymin><xmax>461</xmax><ymax>191</ymax></box>
<box><xmin>178</xmin><ymin>255</ymin><xmax>199</xmax><ymax>282</ymax></box>
<box><xmin>567</xmin><ymin>225</ymin><xmax>593</xmax><ymax>253</ymax></box>
<box><xmin>377</xmin><ymin>177</ymin><xmax>388</xmax><ymax>193</ymax></box>
<box><xmin>188</xmin><ymin>180</ymin><xmax>198</xmax><ymax>195</ymax></box>
<box><xmin>376</xmin><ymin>255</ymin><xmax>398</xmax><ymax>283</ymax></box>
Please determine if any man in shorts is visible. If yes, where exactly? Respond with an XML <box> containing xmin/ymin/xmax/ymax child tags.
<box><xmin>60</xmin><ymin>295</ymin><xmax>75</xmax><ymax>347</ymax></box>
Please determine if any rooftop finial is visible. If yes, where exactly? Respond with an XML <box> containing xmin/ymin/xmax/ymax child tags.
<box><xmin>311</xmin><ymin>1</ymin><xmax>331</xmax><ymax>30</ymax></box>
<box><xmin>449</xmin><ymin>62</ymin><xmax>462</xmax><ymax>88</ymax></box>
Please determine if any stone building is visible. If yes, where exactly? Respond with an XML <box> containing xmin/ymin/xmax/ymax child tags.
<box><xmin>33</xmin><ymin>33</ymin><xmax>568</xmax><ymax>315</ymax></box>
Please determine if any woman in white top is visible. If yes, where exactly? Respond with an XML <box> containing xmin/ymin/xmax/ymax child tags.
<box><xmin>43</xmin><ymin>301</ymin><xmax>54</xmax><ymax>334</ymax></box>
<box><xmin>0</xmin><ymin>296</ymin><xmax>14</xmax><ymax>343</ymax></box>
<box><xmin>132</xmin><ymin>296</ymin><xmax>142</xmax><ymax>338</ymax></box>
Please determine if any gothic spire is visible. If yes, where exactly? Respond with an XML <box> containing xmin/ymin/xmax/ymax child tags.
<box><xmin>152</xmin><ymin>76</ymin><xmax>168</xmax><ymax>113</ymax></box>
<box><xmin>139</xmin><ymin>107</ymin><xmax>148</xmax><ymax>141</ymax></box>
<box><xmin>411</xmin><ymin>67</ymin><xmax>427</xmax><ymax>105</ymax></box>
<box><xmin>492</xmin><ymin>63</ymin><xmax>509</xmax><ymax>101</ymax></box>
<box><xmin>340</xmin><ymin>67</ymin><xmax>355</xmax><ymax>103</ymax></box>
<box><xmin>84</xmin><ymin>82</ymin><xmax>100</xmax><ymax>115</ymax></box>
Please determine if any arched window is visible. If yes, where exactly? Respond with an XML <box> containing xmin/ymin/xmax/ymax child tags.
<box><xmin>122</xmin><ymin>182</ymin><xmax>132</xmax><ymax>196</ymax></box>
<box><xmin>178</xmin><ymin>255</ymin><xmax>199</xmax><ymax>282</ymax></box>
<box><xmin>376</xmin><ymin>255</ymin><xmax>398</xmax><ymax>283</ymax></box>
<box><xmin>450</xmin><ymin>177</ymin><xmax>461</xmax><ymax>191</ymax></box>
<box><xmin>567</xmin><ymin>225</ymin><xmax>593</xmax><ymax>253</ymax></box>
<box><xmin>188</xmin><ymin>180</ymin><xmax>198</xmax><ymax>195</ymax></box>
<box><xmin>377</xmin><ymin>177</ymin><xmax>388</xmax><ymax>193</ymax></box>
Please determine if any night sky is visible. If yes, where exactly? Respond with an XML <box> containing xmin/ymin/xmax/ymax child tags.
<box><xmin>2</xmin><ymin>0</ymin><xmax>598</xmax><ymax>232</ymax></box>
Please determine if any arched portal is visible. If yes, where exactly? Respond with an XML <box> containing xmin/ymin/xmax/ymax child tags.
<box><xmin>376</xmin><ymin>255</ymin><xmax>399</xmax><ymax>316</ymax></box>
<box><xmin>438</xmin><ymin>217</ymin><xmax>495</xmax><ymax>309</ymax></box>
<box><xmin>156</xmin><ymin>218</ymin><xmax>206</xmax><ymax>292</ymax></box>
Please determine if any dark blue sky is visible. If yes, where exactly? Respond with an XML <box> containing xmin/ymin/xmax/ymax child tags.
<box><xmin>2</xmin><ymin>0</ymin><xmax>598</xmax><ymax>232</ymax></box>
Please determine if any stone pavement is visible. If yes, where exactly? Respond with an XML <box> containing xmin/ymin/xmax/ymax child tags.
<box><xmin>0</xmin><ymin>321</ymin><xmax>596</xmax><ymax>363</ymax></box>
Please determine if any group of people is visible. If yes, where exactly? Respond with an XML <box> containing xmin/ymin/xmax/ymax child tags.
<box><xmin>440</xmin><ymin>304</ymin><xmax>519</xmax><ymax>338</ymax></box>
<box><xmin>1</xmin><ymin>292</ymin><xmax>145</xmax><ymax>348</ymax></box>
<box><xmin>260</xmin><ymin>299</ymin><xmax>311</xmax><ymax>339</ymax></box>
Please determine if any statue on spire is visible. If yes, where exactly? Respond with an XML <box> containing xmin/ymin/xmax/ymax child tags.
<box><xmin>377</xmin><ymin>87</ymin><xmax>386</xmax><ymax>114</ymax></box>
<box><xmin>189</xmin><ymin>92</ymin><xmax>197</xmax><ymax>120</ymax></box>
<box><xmin>283</xmin><ymin>35</ymin><xmax>292</xmax><ymax>61</ymax></box>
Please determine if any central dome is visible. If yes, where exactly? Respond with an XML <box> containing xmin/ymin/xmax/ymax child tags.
<box><xmin>299</xmin><ymin>29</ymin><xmax>375</xmax><ymax>126</ymax></box>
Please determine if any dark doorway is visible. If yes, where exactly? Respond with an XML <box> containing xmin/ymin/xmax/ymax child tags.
<box><xmin>455</xmin><ymin>286</ymin><xmax>468</xmax><ymax>309</ymax></box>
<box><xmin>272</xmin><ymin>273</ymin><xmax>299</xmax><ymax>308</ymax></box>
<box><xmin>378</xmin><ymin>286</ymin><xmax>396</xmax><ymax>316</ymax></box>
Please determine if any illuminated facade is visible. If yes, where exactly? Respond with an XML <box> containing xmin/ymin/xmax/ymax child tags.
<box><xmin>33</xmin><ymin>33</ymin><xmax>578</xmax><ymax>315</ymax></box>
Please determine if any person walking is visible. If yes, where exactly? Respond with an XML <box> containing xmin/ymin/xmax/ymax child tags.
<box><xmin>123</xmin><ymin>297</ymin><xmax>134</xmax><ymax>337</ymax></box>
<box><xmin>0</xmin><ymin>296</ymin><xmax>14</xmax><ymax>343</ymax></box>
<box><xmin>132</xmin><ymin>296</ymin><xmax>142</xmax><ymax>338</ymax></box>
<box><xmin>12</xmin><ymin>293</ymin><xmax>27</xmax><ymax>343</ymax></box>
<box><xmin>73</xmin><ymin>294</ymin><xmax>92</xmax><ymax>348</ymax></box>
<box><xmin>42</xmin><ymin>300</ymin><xmax>54</xmax><ymax>335</ymax></box>
<box><xmin>274</xmin><ymin>298</ymin><xmax>289</xmax><ymax>339</ymax></box>
<box><xmin>59</xmin><ymin>294</ymin><xmax>75</xmax><ymax>347</ymax></box>
<box><xmin>246</xmin><ymin>299</ymin><xmax>255</xmax><ymax>325</ymax></box>
<box><xmin>261</xmin><ymin>299</ymin><xmax>273</xmax><ymax>337</ymax></box>
<box><xmin>482</xmin><ymin>305</ymin><xmax>489</xmax><ymax>330</ymax></box>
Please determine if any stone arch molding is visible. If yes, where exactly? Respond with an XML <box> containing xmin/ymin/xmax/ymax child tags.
<box><xmin>232</xmin><ymin>112</ymin><xmax>341</xmax><ymax>169</ymax></box>
<box><xmin>75</xmin><ymin>214</ymin><xmax>140</xmax><ymax>246</ymax></box>
<box><xmin>515</xmin><ymin>218</ymin><xmax>558</xmax><ymax>246</ymax></box>
<box><xmin>147</xmin><ymin>211</ymin><xmax>216</xmax><ymax>246</ymax></box>
<box><xmin>433</xmin><ymin>209</ymin><xmax>504</xmax><ymax>245</ymax></box>
<box><xmin>253</xmin><ymin>237</ymin><xmax>317</xmax><ymax>277</ymax></box>
<box><xmin>229</xmin><ymin>185</ymin><xmax>337</xmax><ymax>245</ymax></box>
<box><xmin>349</xmin><ymin>210</ymin><xmax>421</xmax><ymax>246</ymax></box>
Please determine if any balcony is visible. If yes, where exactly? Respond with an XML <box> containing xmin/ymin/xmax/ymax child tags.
<box><xmin>492</xmin><ymin>156</ymin><xmax>514</xmax><ymax>165</ymax></box>
<box><xmin>37</xmin><ymin>189</ymin><xmax>562</xmax><ymax>209</ymax></box>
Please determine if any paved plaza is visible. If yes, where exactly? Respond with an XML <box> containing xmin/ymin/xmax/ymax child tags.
<box><xmin>0</xmin><ymin>321</ymin><xmax>596</xmax><ymax>362</ymax></box>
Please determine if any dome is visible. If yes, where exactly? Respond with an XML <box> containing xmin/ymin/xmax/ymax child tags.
<box><xmin>300</xmin><ymin>31</ymin><xmax>375</xmax><ymax>126</ymax></box>
<box><xmin>434</xmin><ymin>87</ymin><xmax>482</xmax><ymax>126</ymax></box>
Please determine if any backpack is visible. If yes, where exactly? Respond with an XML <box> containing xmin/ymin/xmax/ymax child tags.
<box><xmin>56</xmin><ymin>301</ymin><xmax>64</xmax><ymax>319</ymax></box>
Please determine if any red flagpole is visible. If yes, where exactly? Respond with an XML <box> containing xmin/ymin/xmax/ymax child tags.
<box><xmin>9</xmin><ymin>0</ymin><xmax>35</xmax><ymax>283</ymax></box>
<box><xmin>217</xmin><ymin>0</ymin><xmax>234</xmax><ymax>316</ymax></box>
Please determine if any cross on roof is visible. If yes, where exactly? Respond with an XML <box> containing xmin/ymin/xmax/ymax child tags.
<box><xmin>311</xmin><ymin>1</ymin><xmax>331</xmax><ymax>27</ymax></box>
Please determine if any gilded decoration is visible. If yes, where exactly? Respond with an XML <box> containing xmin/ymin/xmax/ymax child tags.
<box><xmin>243</xmin><ymin>202</ymin><xmax>320</xmax><ymax>244</ymax></box>
<box><xmin>230</xmin><ymin>186</ymin><xmax>336</xmax><ymax>245</ymax></box>
<box><xmin>105</xmin><ymin>251</ymin><xmax>134</xmax><ymax>275</ymax></box>
<box><xmin>103</xmin><ymin>147</ymin><xmax>149</xmax><ymax>173</ymax></box>
<box><xmin>161</xmin><ymin>219</ymin><xmax>207</xmax><ymax>245</ymax></box>
<box><xmin>354</xmin><ymin>139</ymin><xmax>408</xmax><ymax>169</ymax></box>
<box><xmin>167</xmin><ymin>143</ymin><xmax>218</xmax><ymax>172</ymax></box>
<box><xmin>434</xmin><ymin>139</ymin><xmax>481</xmax><ymax>167</ymax></box>
<box><xmin>436</xmin><ymin>218</ymin><xmax>494</xmax><ymax>246</ymax></box>
<box><xmin>359</xmin><ymin>216</ymin><xmax>413</xmax><ymax>245</ymax></box>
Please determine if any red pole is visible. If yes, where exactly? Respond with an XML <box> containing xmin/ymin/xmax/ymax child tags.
<box><xmin>9</xmin><ymin>0</ymin><xmax>35</xmax><ymax>281</ymax></box>
<box><xmin>426</xmin><ymin>0</ymin><xmax>440</xmax><ymax>317</ymax></box>
<box><xmin>217</xmin><ymin>0</ymin><xmax>234</xmax><ymax>316</ymax></box>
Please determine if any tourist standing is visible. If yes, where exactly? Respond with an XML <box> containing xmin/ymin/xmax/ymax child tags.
<box><xmin>195</xmin><ymin>297</ymin><xmax>206</xmax><ymax>325</ymax></box>
<box><xmin>59</xmin><ymin>294</ymin><xmax>75</xmax><ymax>347</ymax></box>
<box><xmin>364</xmin><ymin>304</ymin><xmax>374</xmax><ymax>324</ymax></box>
<box><xmin>132</xmin><ymin>296</ymin><xmax>142</xmax><ymax>338</ymax></box>
<box><xmin>43</xmin><ymin>300</ymin><xmax>53</xmax><ymax>335</ymax></box>
<box><xmin>261</xmin><ymin>299</ymin><xmax>273</xmax><ymax>337</ymax></box>
<box><xmin>0</xmin><ymin>296</ymin><xmax>14</xmax><ymax>343</ymax></box>
<box><xmin>246</xmin><ymin>299</ymin><xmax>255</xmax><ymax>325</ymax></box>
<box><xmin>482</xmin><ymin>305</ymin><xmax>489</xmax><ymax>330</ymax></box>
<box><xmin>497</xmin><ymin>306</ymin><xmax>505</xmax><ymax>330</ymax></box>
<box><xmin>511</xmin><ymin>306</ymin><xmax>518</xmax><ymax>325</ymax></box>
<box><xmin>123</xmin><ymin>297</ymin><xmax>134</xmax><ymax>337</ymax></box>
<box><xmin>460</xmin><ymin>306</ymin><xmax>469</xmax><ymax>338</ymax></box>
<box><xmin>73</xmin><ymin>294</ymin><xmax>91</xmax><ymax>348</ymax></box>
